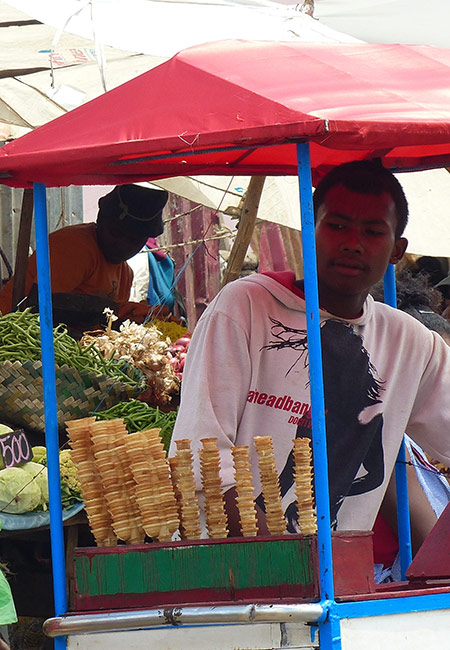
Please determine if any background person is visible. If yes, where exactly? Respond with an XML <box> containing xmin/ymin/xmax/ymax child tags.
<box><xmin>170</xmin><ymin>159</ymin><xmax>450</xmax><ymax>538</ymax></box>
<box><xmin>435</xmin><ymin>271</ymin><xmax>450</xmax><ymax>322</ymax></box>
<box><xmin>0</xmin><ymin>184</ymin><xmax>169</xmax><ymax>333</ymax></box>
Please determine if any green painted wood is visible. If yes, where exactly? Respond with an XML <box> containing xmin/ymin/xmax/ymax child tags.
<box><xmin>74</xmin><ymin>538</ymin><xmax>314</xmax><ymax>597</ymax></box>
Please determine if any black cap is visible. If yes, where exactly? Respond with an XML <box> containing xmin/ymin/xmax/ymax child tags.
<box><xmin>98</xmin><ymin>184</ymin><xmax>169</xmax><ymax>237</ymax></box>
<box><xmin>435</xmin><ymin>272</ymin><xmax>450</xmax><ymax>295</ymax></box>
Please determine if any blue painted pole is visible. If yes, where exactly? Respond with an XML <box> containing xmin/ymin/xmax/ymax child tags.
<box><xmin>33</xmin><ymin>183</ymin><xmax>67</xmax><ymax>649</ymax></box>
<box><xmin>383</xmin><ymin>264</ymin><xmax>412</xmax><ymax>578</ymax></box>
<box><xmin>297</xmin><ymin>143</ymin><xmax>339</xmax><ymax>649</ymax></box>
<box><xmin>383</xmin><ymin>263</ymin><xmax>397</xmax><ymax>307</ymax></box>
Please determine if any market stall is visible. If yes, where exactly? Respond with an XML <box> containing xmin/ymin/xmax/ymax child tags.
<box><xmin>1</xmin><ymin>39</ymin><xmax>450</xmax><ymax>650</ymax></box>
<box><xmin>0</xmin><ymin>307</ymin><xmax>185</xmax><ymax>642</ymax></box>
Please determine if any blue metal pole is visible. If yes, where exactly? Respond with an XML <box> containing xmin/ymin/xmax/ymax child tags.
<box><xmin>383</xmin><ymin>264</ymin><xmax>397</xmax><ymax>307</ymax></box>
<box><xmin>33</xmin><ymin>183</ymin><xmax>67</xmax><ymax>649</ymax></box>
<box><xmin>383</xmin><ymin>264</ymin><xmax>412</xmax><ymax>578</ymax></box>
<box><xmin>297</xmin><ymin>143</ymin><xmax>339</xmax><ymax>649</ymax></box>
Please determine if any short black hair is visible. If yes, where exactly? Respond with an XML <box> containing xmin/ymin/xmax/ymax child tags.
<box><xmin>313</xmin><ymin>159</ymin><xmax>409</xmax><ymax>239</ymax></box>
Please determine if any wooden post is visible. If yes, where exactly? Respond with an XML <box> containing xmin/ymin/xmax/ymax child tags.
<box><xmin>12</xmin><ymin>187</ymin><xmax>34</xmax><ymax>310</ymax></box>
<box><xmin>221</xmin><ymin>176</ymin><xmax>265</xmax><ymax>287</ymax></box>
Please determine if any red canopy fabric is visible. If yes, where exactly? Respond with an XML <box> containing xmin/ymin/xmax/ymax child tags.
<box><xmin>2</xmin><ymin>40</ymin><xmax>450</xmax><ymax>187</ymax></box>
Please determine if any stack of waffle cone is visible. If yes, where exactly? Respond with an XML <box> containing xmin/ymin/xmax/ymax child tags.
<box><xmin>65</xmin><ymin>417</ymin><xmax>116</xmax><ymax>547</ymax></box>
<box><xmin>168</xmin><ymin>456</ymin><xmax>184</xmax><ymax>538</ymax></box>
<box><xmin>231</xmin><ymin>446</ymin><xmax>258</xmax><ymax>537</ymax></box>
<box><xmin>199</xmin><ymin>438</ymin><xmax>228</xmax><ymax>539</ymax></box>
<box><xmin>125</xmin><ymin>430</ymin><xmax>179</xmax><ymax>542</ymax></box>
<box><xmin>66</xmin><ymin>417</ymin><xmax>96</xmax><ymax>464</ymax></box>
<box><xmin>254</xmin><ymin>436</ymin><xmax>286</xmax><ymax>536</ymax></box>
<box><xmin>90</xmin><ymin>419</ymin><xmax>144</xmax><ymax>545</ymax></box>
<box><xmin>109</xmin><ymin>428</ymin><xmax>145</xmax><ymax>545</ymax></box>
<box><xmin>293</xmin><ymin>438</ymin><xmax>317</xmax><ymax>535</ymax></box>
<box><xmin>171</xmin><ymin>439</ymin><xmax>201</xmax><ymax>540</ymax></box>
<box><xmin>146</xmin><ymin>429</ymin><xmax>180</xmax><ymax>542</ymax></box>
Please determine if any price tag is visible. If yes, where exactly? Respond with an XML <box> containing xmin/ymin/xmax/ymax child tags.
<box><xmin>0</xmin><ymin>430</ymin><xmax>33</xmax><ymax>468</ymax></box>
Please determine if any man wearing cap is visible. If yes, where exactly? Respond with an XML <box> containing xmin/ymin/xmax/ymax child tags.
<box><xmin>0</xmin><ymin>184</ymin><xmax>170</xmax><ymax>330</ymax></box>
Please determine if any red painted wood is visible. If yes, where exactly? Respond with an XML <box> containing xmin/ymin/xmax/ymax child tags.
<box><xmin>74</xmin><ymin>584</ymin><xmax>318</xmax><ymax>613</ymax></box>
<box><xmin>407</xmin><ymin>500</ymin><xmax>450</xmax><ymax>582</ymax></box>
<box><xmin>72</xmin><ymin>533</ymin><xmax>375</xmax><ymax>612</ymax></box>
<box><xmin>325</xmin><ymin>532</ymin><xmax>375</xmax><ymax>596</ymax></box>
<box><xmin>166</xmin><ymin>194</ymin><xmax>220</xmax><ymax>329</ymax></box>
<box><xmin>258</xmin><ymin>222</ymin><xmax>290</xmax><ymax>273</ymax></box>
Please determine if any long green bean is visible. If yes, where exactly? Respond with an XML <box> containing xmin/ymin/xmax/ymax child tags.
<box><xmin>93</xmin><ymin>399</ymin><xmax>178</xmax><ymax>450</ymax></box>
<box><xmin>0</xmin><ymin>309</ymin><xmax>143</xmax><ymax>388</ymax></box>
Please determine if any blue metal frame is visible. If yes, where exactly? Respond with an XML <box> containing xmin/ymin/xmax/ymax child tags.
<box><xmin>297</xmin><ymin>143</ymin><xmax>340</xmax><ymax>648</ymax></box>
<box><xmin>337</xmin><ymin>590</ymin><xmax>450</xmax><ymax>618</ymax></box>
<box><xmin>33</xmin><ymin>144</ymin><xmax>450</xmax><ymax>650</ymax></box>
<box><xmin>296</xmin><ymin>144</ymin><xmax>450</xmax><ymax>648</ymax></box>
<box><xmin>33</xmin><ymin>183</ymin><xmax>67</xmax><ymax>650</ymax></box>
<box><xmin>383</xmin><ymin>264</ymin><xmax>413</xmax><ymax>578</ymax></box>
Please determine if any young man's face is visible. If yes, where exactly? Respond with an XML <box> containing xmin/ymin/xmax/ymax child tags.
<box><xmin>314</xmin><ymin>184</ymin><xmax>408</xmax><ymax>318</ymax></box>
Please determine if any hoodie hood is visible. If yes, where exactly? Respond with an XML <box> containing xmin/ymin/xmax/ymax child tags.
<box><xmin>236</xmin><ymin>271</ymin><xmax>375</xmax><ymax>327</ymax></box>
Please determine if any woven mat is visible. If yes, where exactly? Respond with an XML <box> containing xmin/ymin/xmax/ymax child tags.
<box><xmin>0</xmin><ymin>360</ymin><xmax>145</xmax><ymax>434</ymax></box>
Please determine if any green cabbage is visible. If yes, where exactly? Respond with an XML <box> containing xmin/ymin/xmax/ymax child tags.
<box><xmin>20</xmin><ymin>462</ymin><xmax>49</xmax><ymax>507</ymax></box>
<box><xmin>31</xmin><ymin>446</ymin><xmax>47</xmax><ymax>465</ymax></box>
<box><xmin>0</xmin><ymin>467</ymin><xmax>42</xmax><ymax>513</ymax></box>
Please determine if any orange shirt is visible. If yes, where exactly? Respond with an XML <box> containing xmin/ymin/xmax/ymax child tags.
<box><xmin>0</xmin><ymin>223</ymin><xmax>133</xmax><ymax>317</ymax></box>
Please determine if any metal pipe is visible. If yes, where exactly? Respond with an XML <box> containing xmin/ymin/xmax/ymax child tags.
<box><xmin>297</xmin><ymin>143</ymin><xmax>340</xmax><ymax>650</ymax></box>
<box><xmin>395</xmin><ymin>440</ymin><xmax>413</xmax><ymax>578</ymax></box>
<box><xmin>44</xmin><ymin>603</ymin><xmax>324</xmax><ymax>637</ymax></box>
<box><xmin>34</xmin><ymin>183</ymin><xmax>67</xmax><ymax>650</ymax></box>
<box><xmin>296</xmin><ymin>143</ymin><xmax>335</xmax><ymax>603</ymax></box>
<box><xmin>383</xmin><ymin>264</ymin><xmax>413</xmax><ymax>578</ymax></box>
<box><xmin>34</xmin><ymin>183</ymin><xmax>68</xmax><ymax>618</ymax></box>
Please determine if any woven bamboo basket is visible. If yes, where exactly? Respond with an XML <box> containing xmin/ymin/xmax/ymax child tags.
<box><xmin>0</xmin><ymin>359</ymin><xmax>146</xmax><ymax>434</ymax></box>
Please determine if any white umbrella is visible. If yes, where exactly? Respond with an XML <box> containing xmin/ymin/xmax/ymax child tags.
<box><xmin>314</xmin><ymin>0</ymin><xmax>450</xmax><ymax>49</ymax></box>
<box><xmin>151</xmin><ymin>169</ymin><xmax>450</xmax><ymax>258</ymax></box>
<box><xmin>3</xmin><ymin>0</ymin><xmax>359</xmax><ymax>58</ymax></box>
<box><xmin>4</xmin><ymin>0</ymin><xmax>450</xmax><ymax>259</ymax></box>
<box><xmin>0</xmin><ymin>1</ymin><xmax>164</xmax><ymax>133</ymax></box>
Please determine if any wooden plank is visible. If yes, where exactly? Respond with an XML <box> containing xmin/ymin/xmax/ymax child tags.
<box><xmin>281</xmin><ymin>225</ymin><xmax>303</xmax><ymax>279</ymax></box>
<box><xmin>74</xmin><ymin>536</ymin><xmax>316</xmax><ymax>611</ymax></box>
<box><xmin>72</xmin><ymin>533</ymin><xmax>375</xmax><ymax>612</ymax></box>
<box><xmin>406</xmin><ymin>500</ymin><xmax>450</xmax><ymax>581</ymax></box>
<box><xmin>12</xmin><ymin>187</ymin><xmax>33</xmax><ymax>310</ymax></box>
<box><xmin>221</xmin><ymin>176</ymin><xmax>265</xmax><ymax>287</ymax></box>
<box><xmin>165</xmin><ymin>195</ymin><xmax>220</xmax><ymax>329</ymax></box>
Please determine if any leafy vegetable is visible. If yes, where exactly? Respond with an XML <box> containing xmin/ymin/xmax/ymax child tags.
<box><xmin>33</xmin><ymin>447</ymin><xmax>82</xmax><ymax>509</ymax></box>
<box><xmin>58</xmin><ymin>450</ymin><xmax>82</xmax><ymax>509</ymax></box>
<box><xmin>31</xmin><ymin>446</ymin><xmax>47</xmax><ymax>464</ymax></box>
<box><xmin>94</xmin><ymin>400</ymin><xmax>178</xmax><ymax>451</ymax></box>
<box><xmin>21</xmin><ymin>462</ymin><xmax>49</xmax><ymax>508</ymax></box>
<box><xmin>0</xmin><ymin>467</ymin><xmax>43</xmax><ymax>514</ymax></box>
<box><xmin>0</xmin><ymin>309</ymin><xmax>144</xmax><ymax>388</ymax></box>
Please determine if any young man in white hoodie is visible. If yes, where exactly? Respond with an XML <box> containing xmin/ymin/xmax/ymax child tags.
<box><xmin>170</xmin><ymin>160</ymin><xmax>450</xmax><ymax>536</ymax></box>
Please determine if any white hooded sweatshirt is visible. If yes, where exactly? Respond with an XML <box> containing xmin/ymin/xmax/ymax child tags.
<box><xmin>171</xmin><ymin>272</ymin><xmax>450</xmax><ymax>532</ymax></box>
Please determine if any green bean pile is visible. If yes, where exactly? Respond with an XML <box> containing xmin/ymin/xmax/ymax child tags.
<box><xmin>93</xmin><ymin>399</ymin><xmax>178</xmax><ymax>450</ymax></box>
<box><xmin>0</xmin><ymin>309</ymin><xmax>141</xmax><ymax>387</ymax></box>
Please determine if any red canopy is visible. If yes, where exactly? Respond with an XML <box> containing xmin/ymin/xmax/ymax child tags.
<box><xmin>2</xmin><ymin>40</ymin><xmax>450</xmax><ymax>187</ymax></box>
